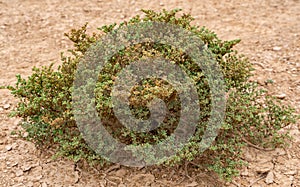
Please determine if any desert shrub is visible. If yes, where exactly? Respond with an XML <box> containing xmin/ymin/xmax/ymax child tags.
<box><xmin>8</xmin><ymin>9</ymin><xmax>297</xmax><ymax>181</ymax></box>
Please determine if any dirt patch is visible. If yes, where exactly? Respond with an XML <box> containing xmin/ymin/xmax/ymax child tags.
<box><xmin>0</xmin><ymin>0</ymin><xmax>299</xmax><ymax>186</ymax></box>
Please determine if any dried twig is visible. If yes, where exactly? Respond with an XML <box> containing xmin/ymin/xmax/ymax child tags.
<box><xmin>104</xmin><ymin>164</ymin><xmax>120</xmax><ymax>174</ymax></box>
<box><xmin>104</xmin><ymin>177</ymin><xmax>117</xmax><ymax>186</ymax></box>
<box><xmin>239</xmin><ymin>133</ymin><xmax>275</xmax><ymax>151</ymax></box>
<box><xmin>184</xmin><ymin>161</ymin><xmax>192</xmax><ymax>179</ymax></box>
<box><xmin>248</xmin><ymin>173</ymin><xmax>267</xmax><ymax>187</ymax></box>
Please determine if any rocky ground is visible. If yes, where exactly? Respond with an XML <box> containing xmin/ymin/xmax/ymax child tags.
<box><xmin>0</xmin><ymin>0</ymin><xmax>299</xmax><ymax>186</ymax></box>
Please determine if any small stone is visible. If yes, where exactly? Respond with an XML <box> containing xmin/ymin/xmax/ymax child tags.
<box><xmin>159</xmin><ymin>2</ymin><xmax>164</xmax><ymax>6</ymax></box>
<box><xmin>7</xmin><ymin>161</ymin><xmax>18</xmax><ymax>167</ymax></box>
<box><xmin>12</xmin><ymin>162</ymin><xmax>19</xmax><ymax>167</ymax></box>
<box><xmin>15</xmin><ymin>169</ymin><xmax>24</xmax><ymax>177</ymax></box>
<box><xmin>3</xmin><ymin>103</ymin><xmax>10</xmax><ymax>109</ymax></box>
<box><xmin>41</xmin><ymin>182</ymin><xmax>47</xmax><ymax>187</ymax></box>
<box><xmin>22</xmin><ymin>165</ymin><xmax>32</xmax><ymax>172</ymax></box>
<box><xmin>46</xmin><ymin>159</ymin><xmax>52</xmax><ymax>163</ymax></box>
<box><xmin>256</xmin><ymin>162</ymin><xmax>273</xmax><ymax>173</ymax></box>
<box><xmin>274</xmin><ymin>148</ymin><xmax>286</xmax><ymax>156</ymax></box>
<box><xmin>5</xmin><ymin>145</ymin><xmax>12</xmax><ymax>151</ymax></box>
<box><xmin>241</xmin><ymin>168</ymin><xmax>249</xmax><ymax>176</ymax></box>
<box><xmin>83</xmin><ymin>8</ymin><xmax>91</xmax><ymax>12</ymax></box>
<box><xmin>275</xmin><ymin>94</ymin><xmax>286</xmax><ymax>99</ymax></box>
<box><xmin>265</xmin><ymin>171</ymin><xmax>274</xmax><ymax>184</ymax></box>
<box><xmin>256</xmin><ymin>78</ymin><xmax>265</xmax><ymax>86</ymax></box>
<box><xmin>114</xmin><ymin>168</ymin><xmax>127</xmax><ymax>177</ymax></box>
<box><xmin>273</xmin><ymin>46</ymin><xmax>281</xmax><ymax>51</ymax></box>
<box><xmin>23</xmin><ymin>132</ymin><xmax>29</xmax><ymax>138</ymax></box>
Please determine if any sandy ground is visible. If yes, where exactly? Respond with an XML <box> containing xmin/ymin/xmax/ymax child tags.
<box><xmin>0</xmin><ymin>0</ymin><xmax>299</xmax><ymax>186</ymax></box>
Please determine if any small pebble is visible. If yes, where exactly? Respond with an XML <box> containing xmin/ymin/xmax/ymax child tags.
<box><xmin>275</xmin><ymin>93</ymin><xmax>286</xmax><ymax>99</ymax></box>
<box><xmin>11</xmin><ymin>162</ymin><xmax>18</xmax><ymax>167</ymax></box>
<box><xmin>23</xmin><ymin>132</ymin><xmax>29</xmax><ymax>138</ymax></box>
<box><xmin>22</xmin><ymin>165</ymin><xmax>32</xmax><ymax>172</ymax></box>
<box><xmin>265</xmin><ymin>171</ymin><xmax>274</xmax><ymax>184</ymax></box>
<box><xmin>3</xmin><ymin>103</ymin><xmax>10</xmax><ymax>109</ymax></box>
<box><xmin>255</xmin><ymin>162</ymin><xmax>273</xmax><ymax>173</ymax></box>
<box><xmin>15</xmin><ymin>169</ymin><xmax>23</xmax><ymax>177</ymax></box>
<box><xmin>273</xmin><ymin>46</ymin><xmax>281</xmax><ymax>51</ymax></box>
<box><xmin>241</xmin><ymin>168</ymin><xmax>249</xmax><ymax>176</ymax></box>
<box><xmin>5</xmin><ymin>145</ymin><xmax>12</xmax><ymax>151</ymax></box>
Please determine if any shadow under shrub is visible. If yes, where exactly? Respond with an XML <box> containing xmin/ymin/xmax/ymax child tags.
<box><xmin>8</xmin><ymin>9</ymin><xmax>297</xmax><ymax>181</ymax></box>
